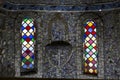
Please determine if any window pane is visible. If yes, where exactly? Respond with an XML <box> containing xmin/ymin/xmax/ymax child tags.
<box><xmin>21</xmin><ymin>18</ymin><xmax>35</xmax><ymax>70</ymax></box>
<box><xmin>83</xmin><ymin>20</ymin><xmax>98</xmax><ymax>74</ymax></box>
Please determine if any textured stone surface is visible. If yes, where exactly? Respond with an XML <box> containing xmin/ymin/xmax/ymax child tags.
<box><xmin>0</xmin><ymin>0</ymin><xmax>120</xmax><ymax>79</ymax></box>
<box><xmin>6</xmin><ymin>0</ymin><xmax>118</xmax><ymax>4</ymax></box>
<box><xmin>103</xmin><ymin>11</ymin><xmax>120</xmax><ymax>79</ymax></box>
<box><xmin>0</xmin><ymin>14</ymin><xmax>15</xmax><ymax>77</ymax></box>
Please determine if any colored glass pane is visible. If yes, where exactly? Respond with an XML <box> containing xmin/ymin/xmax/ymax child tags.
<box><xmin>21</xmin><ymin>18</ymin><xmax>35</xmax><ymax>69</ymax></box>
<box><xmin>83</xmin><ymin>20</ymin><xmax>98</xmax><ymax>74</ymax></box>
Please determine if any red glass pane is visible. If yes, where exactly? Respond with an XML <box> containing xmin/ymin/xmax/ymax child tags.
<box><xmin>26</xmin><ymin>26</ymin><xmax>31</xmax><ymax>30</ymax></box>
<box><xmin>25</xmin><ymin>61</ymin><xmax>31</xmax><ymax>65</ymax></box>
<box><xmin>26</xmin><ymin>38</ymin><xmax>31</xmax><ymax>42</ymax></box>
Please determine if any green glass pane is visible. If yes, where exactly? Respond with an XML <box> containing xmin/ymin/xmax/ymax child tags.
<box><xmin>28</xmin><ymin>58</ymin><xmax>33</xmax><ymax>62</ymax></box>
<box><xmin>32</xmin><ymin>38</ymin><xmax>34</xmax><ymax>42</ymax></box>
<box><xmin>84</xmin><ymin>52</ymin><xmax>88</xmax><ymax>55</ymax></box>
<box><xmin>89</xmin><ymin>46</ymin><xmax>93</xmax><ymax>50</ymax></box>
<box><xmin>94</xmin><ymin>52</ymin><xmax>97</xmax><ymax>55</ymax></box>
<box><xmin>21</xmin><ymin>38</ymin><xmax>25</xmax><ymax>43</ymax></box>
<box><xmin>24</xmin><ymin>19</ymin><xmax>28</xmax><ymax>23</ymax></box>
<box><xmin>29</xmin><ymin>19</ymin><xmax>33</xmax><ymax>23</ymax></box>
<box><xmin>22</xmin><ymin>58</ymin><xmax>27</xmax><ymax>63</ymax></box>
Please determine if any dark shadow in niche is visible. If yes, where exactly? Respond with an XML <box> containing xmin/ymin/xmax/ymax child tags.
<box><xmin>46</xmin><ymin>41</ymin><xmax>72</xmax><ymax>47</ymax></box>
<box><xmin>21</xmin><ymin>68</ymin><xmax>37</xmax><ymax>75</ymax></box>
<box><xmin>0</xmin><ymin>17</ymin><xmax>5</xmax><ymax>30</ymax></box>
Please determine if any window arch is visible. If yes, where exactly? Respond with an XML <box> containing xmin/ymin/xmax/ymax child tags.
<box><xmin>83</xmin><ymin>20</ymin><xmax>98</xmax><ymax>74</ymax></box>
<box><xmin>21</xmin><ymin>18</ymin><xmax>36</xmax><ymax>75</ymax></box>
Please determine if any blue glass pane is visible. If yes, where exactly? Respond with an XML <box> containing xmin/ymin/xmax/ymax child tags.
<box><xmin>21</xmin><ymin>56</ymin><xmax>24</xmax><ymax>60</ymax></box>
<box><xmin>22</xmin><ymin>35</ymin><xmax>27</xmax><ymax>40</ymax></box>
<box><xmin>84</xmin><ymin>24</ymin><xmax>87</xmax><ymax>27</ymax></box>
<box><xmin>31</xmin><ymin>55</ymin><xmax>35</xmax><ymax>59</ymax></box>
<box><xmin>23</xmin><ymin>64</ymin><xmax>27</xmax><ymax>68</ymax></box>
<box><xmin>31</xmin><ymin>26</ymin><xmax>34</xmax><ymax>30</ymax></box>
<box><xmin>29</xmin><ymin>35</ymin><xmax>34</xmax><ymax>39</ymax></box>
<box><xmin>93</xmin><ymin>23</ymin><xmax>96</xmax><ymax>26</ymax></box>
<box><xmin>29</xmin><ymin>64</ymin><xmax>33</xmax><ymax>68</ymax></box>
<box><xmin>94</xmin><ymin>34</ymin><xmax>97</xmax><ymax>37</ymax></box>
<box><xmin>83</xmin><ymin>34</ymin><xmax>87</xmax><ymax>39</ymax></box>
<box><xmin>21</xmin><ymin>26</ymin><xmax>25</xmax><ymax>30</ymax></box>
<box><xmin>88</xmin><ymin>28</ymin><xmax>93</xmax><ymax>32</ymax></box>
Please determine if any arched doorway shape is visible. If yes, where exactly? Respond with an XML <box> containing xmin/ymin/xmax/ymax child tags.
<box><xmin>42</xmin><ymin>41</ymin><xmax>76</xmax><ymax>78</ymax></box>
<box><xmin>45</xmin><ymin>41</ymin><xmax>72</xmax><ymax>68</ymax></box>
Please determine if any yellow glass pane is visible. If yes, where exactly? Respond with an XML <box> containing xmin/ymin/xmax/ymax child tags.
<box><xmin>89</xmin><ymin>69</ymin><xmax>93</xmax><ymax>73</ymax></box>
<box><xmin>26</xmin><ymin>44</ymin><xmax>30</xmax><ymax>48</ymax></box>
<box><xmin>26</xmin><ymin>20</ymin><xmax>30</xmax><ymax>24</ymax></box>
<box><xmin>89</xmin><ymin>57</ymin><xmax>93</xmax><ymax>61</ymax></box>
<box><xmin>85</xmin><ymin>68</ymin><xmax>87</xmax><ymax>72</ymax></box>
<box><xmin>26</xmin><ymin>32</ymin><xmax>30</xmax><ymax>36</ymax></box>
<box><xmin>85</xmin><ymin>62</ymin><xmax>87</xmax><ymax>67</ymax></box>
<box><xmin>31</xmin><ymin>32</ymin><xmax>34</xmax><ymax>35</ymax></box>
<box><xmin>94</xmin><ymin>69</ymin><xmax>97</xmax><ymax>73</ymax></box>
<box><xmin>88</xmin><ymin>22</ymin><xmax>93</xmax><ymax>27</ymax></box>
<box><xmin>92</xmin><ymin>36</ymin><xmax>96</xmax><ymax>41</ymax></box>
<box><xmin>85</xmin><ymin>37</ymin><xmax>90</xmax><ymax>41</ymax></box>
<box><xmin>22</xmin><ymin>32</ymin><xmax>24</xmax><ymax>36</ymax></box>
<box><xmin>86</xmin><ymin>42</ymin><xmax>90</xmax><ymax>47</ymax></box>
<box><xmin>25</xmin><ymin>55</ymin><xmax>30</xmax><ymax>60</ymax></box>
<box><xmin>92</xmin><ymin>43</ymin><xmax>96</xmax><ymax>47</ymax></box>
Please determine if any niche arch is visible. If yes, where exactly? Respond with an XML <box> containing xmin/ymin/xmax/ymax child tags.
<box><xmin>42</xmin><ymin>40</ymin><xmax>77</xmax><ymax>78</ymax></box>
<box><xmin>76</xmin><ymin>13</ymin><xmax>104</xmax><ymax>79</ymax></box>
<box><xmin>48</xmin><ymin>13</ymin><xmax>68</xmax><ymax>41</ymax></box>
<box><xmin>14</xmin><ymin>12</ymin><xmax>39</xmax><ymax>76</ymax></box>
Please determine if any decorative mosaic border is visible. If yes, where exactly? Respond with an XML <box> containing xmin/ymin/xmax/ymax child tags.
<box><xmin>1</xmin><ymin>1</ymin><xmax>120</xmax><ymax>11</ymax></box>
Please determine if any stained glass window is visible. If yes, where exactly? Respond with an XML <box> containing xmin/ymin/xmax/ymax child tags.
<box><xmin>83</xmin><ymin>20</ymin><xmax>98</xmax><ymax>74</ymax></box>
<box><xmin>21</xmin><ymin>18</ymin><xmax>35</xmax><ymax>72</ymax></box>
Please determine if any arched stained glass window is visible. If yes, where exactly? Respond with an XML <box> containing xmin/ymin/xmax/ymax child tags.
<box><xmin>21</xmin><ymin>18</ymin><xmax>36</xmax><ymax>74</ymax></box>
<box><xmin>83</xmin><ymin>20</ymin><xmax>98</xmax><ymax>74</ymax></box>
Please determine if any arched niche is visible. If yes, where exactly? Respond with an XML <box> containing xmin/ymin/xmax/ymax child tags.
<box><xmin>14</xmin><ymin>12</ymin><xmax>39</xmax><ymax>77</ymax></box>
<box><xmin>76</xmin><ymin>13</ymin><xmax>104</xmax><ymax>79</ymax></box>
<box><xmin>48</xmin><ymin>13</ymin><xmax>68</xmax><ymax>41</ymax></box>
<box><xmin>42</xmin><ymin>40</ymin><xmax>75</xmax><ymax>78</ymax></box>
<box><xmin>45</xmin><ymin>41</ymin><xmax>72</xmax><ymax>68</ymax></box>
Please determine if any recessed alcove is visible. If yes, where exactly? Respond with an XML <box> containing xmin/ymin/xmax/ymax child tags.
<box><xmin>42</xmin><ymin>41</ymin><xmax>75</xmax><ymax>78</ymax></box>
<box><xmin>46</xmin><ymin>41</ymin><xmax>72</xmax><ymax>47</ymax></box>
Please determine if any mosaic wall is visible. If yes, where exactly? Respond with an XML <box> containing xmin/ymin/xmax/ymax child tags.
<box><xmin>0</xmin><ymin>2</ymin><xmax>120</xmax><ymax>79</ymax></box>
<box><xmin>0</xmin><ymin>13</ymin><xmax>15</xmax><ymax>77</ymax></box>
<box><xmin>6</xmin><ymin>0</ymin><xmax>118</xmax><ymax>4</ymax></box>
<box><xmin>103</xmin><ymin>11</ymin><xmax>120</xmax><ymax>79</ymax></box>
